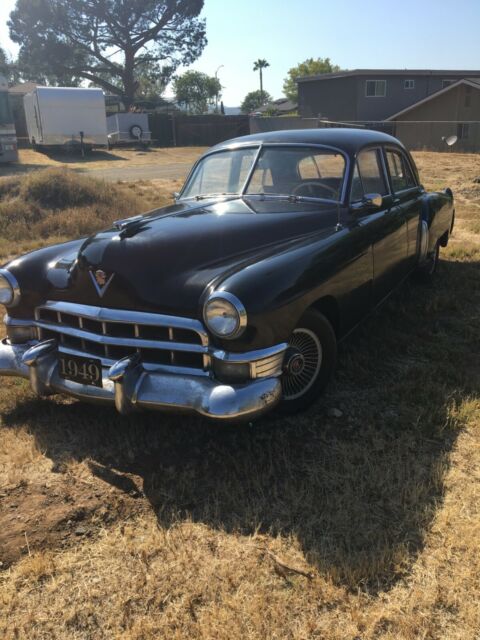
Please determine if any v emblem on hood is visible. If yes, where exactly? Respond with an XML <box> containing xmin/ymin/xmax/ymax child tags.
<box><xmin>89</xmin><ymin>269</ymin><xmax>115</xmax><ymax>298</ymax></box>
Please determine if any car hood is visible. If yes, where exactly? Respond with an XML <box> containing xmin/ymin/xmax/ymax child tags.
<box><xmin>11</xmin><ymin>197</ymin><xmax>341</xmax><ymax>317</ymax></box>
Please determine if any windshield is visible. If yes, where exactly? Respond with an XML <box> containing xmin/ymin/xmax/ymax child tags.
<box><xmin>180</xmin><ymin>145</ymin><xmax>346</xmax><ymax>202</ymax></box>
<box><xmin>181</xmin><ymin>147</ymin><xmax>257</xmax><ymax>199</ymax></box>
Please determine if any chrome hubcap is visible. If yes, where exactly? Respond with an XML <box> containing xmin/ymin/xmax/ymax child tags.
<box><xmin>282</xmin><ymin>327</ymin><xmax>322</xmax><ymax>400</ymax></box>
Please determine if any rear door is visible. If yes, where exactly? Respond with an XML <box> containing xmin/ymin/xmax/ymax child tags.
<box><xmin>350</xmin><ymin>147</ymin><xmax>409</xmax><ymax>304</ymax></box>
<box><xmin>384</xmin><ymin>147</ymin><xmax>423</xmax><ymax>272</ymax></box>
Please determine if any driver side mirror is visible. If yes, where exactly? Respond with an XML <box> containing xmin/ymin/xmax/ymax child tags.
<box><xmin>351</xmin><ymin>193</ymin><xmax>383</xmax><ymax>213</ymax></box>
<box><xmin>172</xmin><ymin>192</ymin><xmax>180</xmax><ymax>202</ymax></box>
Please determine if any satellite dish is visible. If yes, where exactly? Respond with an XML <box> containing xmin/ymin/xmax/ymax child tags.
<box><xmin>442</xmin><ymin>135</ymin><xmax>458</xmax><ymax>147</ymax></box>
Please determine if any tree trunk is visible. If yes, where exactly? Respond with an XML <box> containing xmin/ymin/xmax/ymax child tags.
<box><xmin>122</xmin><ymin>48</ymin><xmax>137</xmax><ymax>109</ymax></box>
<box><xmin>260</xmin><ymin>69</ymin><xmax>263</xmax><ymax>100</ymax></box>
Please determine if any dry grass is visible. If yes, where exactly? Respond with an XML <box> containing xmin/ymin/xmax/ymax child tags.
<box><xmin>0</xmin><ymin>152</ymin><xmax>479</xmax><ymax>639</ymax></box>
<box><xmin>16</xmin><ymin>146</ymin><xmax>206</xmax><ymax>171</ymax></box>
<box><xmin>0</xmin><ymin>168</ymin><xmax>182</xmax><ymax>262</ymax></box>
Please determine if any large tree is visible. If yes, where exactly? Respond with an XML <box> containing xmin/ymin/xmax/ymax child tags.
<box><xmin>283</xmin><ymin>57</ymin><xmax>341</xmax><ymax>102</ymax></box>
<box><xmin>240</xmin><ymin>89</ymin><xmax>272</xmax><ymax>115</ymax></box>
<box><xmin>8</xmin><ymin>0</ymin><xmax>207</xmax><ymax>106</ymax></box>
<box><xmin>0</xmin><ymin>48</ymin><xmax>10</xmax><ymax>80</ymax></box>
<box><xmin>0</xmin><ymin>47</ymin><xmax>19</xmax><ymax>83</ymax></box>
<box><xmin>173</xmin><ymin>70</ymin><xmax>221</xmax><ymax>114</ymax></box>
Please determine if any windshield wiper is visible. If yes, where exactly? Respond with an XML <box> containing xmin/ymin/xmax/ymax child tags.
<box><xmin>245</xmin><ymin>193</ymin><xmax>336</xmax><ymax>204</ymax></box>
<box><xmin>182</xmin><ymin>193</ymin><xmax>238</xmax><ymax>201</ymax></box>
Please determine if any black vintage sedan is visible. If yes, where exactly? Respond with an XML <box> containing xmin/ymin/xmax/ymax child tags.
<box><xmin>0</xmin><ymin>129</ymin><xmax>454</xmax><ymax>420</ymax></box>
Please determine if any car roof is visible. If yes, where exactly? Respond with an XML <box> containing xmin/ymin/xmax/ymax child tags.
<box><xmin>209</xmin><ymin>128</ymin><xmax>404</xmax><ymax>156</ymax></box>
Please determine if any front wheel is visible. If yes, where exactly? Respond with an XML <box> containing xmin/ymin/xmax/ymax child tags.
<box><xmin>279</xmin><ymin>309</ymin><xmax>337</xmax><ymax>414</ymax></box>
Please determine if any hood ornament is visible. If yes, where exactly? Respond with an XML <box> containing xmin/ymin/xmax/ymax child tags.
<box><xmin>89</xmin><ymin>269</ymin><xmax>115</xmax><ymax>298</ymax></box>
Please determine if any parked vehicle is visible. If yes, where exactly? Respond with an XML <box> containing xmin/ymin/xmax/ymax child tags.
<box><xmin>0</xmin><ymin>129</ymin><xmax>454</xmax><ymax>421</ymax></box>
<box><xmin>24</xmin><ymin>86</ymin><xmax>108</xmax><ymax>151</ymax></box>
<box><xmin>107</xmin><ymin>113</ymin><xmax>151</xmax><ymax>147</ymax></box>
<box><xmin>0</xmin><ymin>75</ymin><xmax>18</xmax><ymax>163</ymax></box>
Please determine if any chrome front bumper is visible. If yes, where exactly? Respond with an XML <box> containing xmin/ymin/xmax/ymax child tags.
<box><xmin>0</xmin><ymin>338</ymin><xmax>284</xmax><ymax>421</ymax></box>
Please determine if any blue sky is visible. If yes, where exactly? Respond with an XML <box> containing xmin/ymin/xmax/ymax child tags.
<box><xmin>1</xmin><ymin>0</ymin><xmax>480</xmax><ymax>106</ymax></box>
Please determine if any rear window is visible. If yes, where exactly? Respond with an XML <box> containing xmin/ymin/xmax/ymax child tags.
<box><xmin>386</xmin><ymin>150</ymin><xmax>417</xmax><ymax>192</ymax></box>
<box><xmin>351</xmin><ymin>149</ymin><xmax>388</xmax><ymax>201</ymax></box>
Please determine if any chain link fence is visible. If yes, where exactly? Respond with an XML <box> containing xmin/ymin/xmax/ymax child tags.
<box><xmin>250</xmin><ymin>116</ymin><xmax>480</xmax><ymax>152</ymax></box>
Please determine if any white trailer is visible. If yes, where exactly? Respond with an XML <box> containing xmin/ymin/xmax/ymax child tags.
<box><xmin>24</xmin><ymin>86</ymin><xmax>108</xmax><ymax>150</ymax></box>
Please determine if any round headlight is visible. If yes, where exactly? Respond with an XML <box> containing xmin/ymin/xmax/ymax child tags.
<box><xmin>203</xmin><ymin>292</ymin><xmax>247</xmax><ymax>339</ymax></box>
<box><xmin>0</xmin><ymin>269</ymin><xmax>20</xmax><ymax>307</ymax></box>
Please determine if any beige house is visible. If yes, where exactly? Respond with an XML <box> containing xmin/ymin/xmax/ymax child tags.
<box><xmin>387</xmin><ymin>78</ymin><xmax>480</xmax><ymax>152</ymax></box>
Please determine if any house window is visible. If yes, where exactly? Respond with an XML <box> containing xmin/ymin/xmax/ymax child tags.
<box><xmin>465</xmin><ymin>85</ymin><xmax>472</xmax><ymax>108</ymax></box>
<box><xmin>442</xmin><ymin>79</ymin><xmax>455</xmax><ymax>89</ymax></box>
<box><xmin>457</xmin><ymin>123</ymin><xmax>470</xmax><ymax>139</ymax></box>
<box><xmin>365</xmin><ymin>80</ymin><xmax>386</xmax><ymax>97</ymax></box>
<box><xmin>404</xmin><ymin>79</ymin><xmax>415</xmax><ymax>90</ymax></box>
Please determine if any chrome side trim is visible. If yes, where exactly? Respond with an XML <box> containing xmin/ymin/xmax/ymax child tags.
<box><xmin>213</xmin><ymin>342</ymin><xmax>287</xmax><ymax>363</ymax></box>
<box><xmin>213</xmin><ymin>342</ymin><xmax>288</xmax><ymax>380</ymax></box>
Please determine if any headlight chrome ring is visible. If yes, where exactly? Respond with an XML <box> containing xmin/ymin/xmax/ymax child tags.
<box><xmin>0</xmin><ymin>268</ymin><xmax>21</xmax><ymax>307</ymax></box>
<box><xmin>203</xmin><ymin>291</ymin><xmax>247</xmax><ymax>339</ymax></box>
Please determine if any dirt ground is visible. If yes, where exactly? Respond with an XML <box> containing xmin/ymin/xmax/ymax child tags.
<box><xmin>0</xmin><ymin>151</ymin><xmax>479</xmax><ymax>639</ymax></box>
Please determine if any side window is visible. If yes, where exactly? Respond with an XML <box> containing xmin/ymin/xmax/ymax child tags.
<box><xmin>351</xmin><ymin>149</ymin><xmax>388</xmax><ymax>201</ymax></box>
<box><xmin>386</xmin><ymin>150</ymin><xmax>417</xmax><ymax>192</ymax></box>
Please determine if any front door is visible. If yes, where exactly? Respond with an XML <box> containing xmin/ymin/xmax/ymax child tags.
<box><xmin>350</xmin><ymin>147</ymin><xmax>409</xmax><ymax>305</ymax></box>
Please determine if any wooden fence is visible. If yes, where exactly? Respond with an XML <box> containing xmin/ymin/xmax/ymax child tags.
<box><xmin>149</xmin><ymin>114</ymin><xmax>249</xmax><ymax>147</ymax></box>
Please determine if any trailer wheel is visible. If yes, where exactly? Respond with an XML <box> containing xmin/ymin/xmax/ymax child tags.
<box><xmin>129</xmin><ymin>125</ymin><xmax>143</xmax><ymax>140</ymax></box>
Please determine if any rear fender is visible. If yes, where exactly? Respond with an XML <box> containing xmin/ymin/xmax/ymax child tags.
<box><xmin>420</xmin><ymin>190</ymin><xmax>454</xmax><ymax>254</ymax></box>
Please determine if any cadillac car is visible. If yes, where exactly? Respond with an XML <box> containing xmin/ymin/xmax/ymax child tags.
<box><xmin>0</xmin><ymin>129</ymin><xmax>454</xmax><ymax>421</ymax></box>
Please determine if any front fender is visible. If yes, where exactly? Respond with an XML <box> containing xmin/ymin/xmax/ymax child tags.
<box><xmin>211</xmin><ymin>226</ymin><xmax>357</xmax><ymax>351</ymax></box>
<box><xmin>3</xmin><ymin>239</ymin><xmax>86</xmax><ymax>319</ymax></box>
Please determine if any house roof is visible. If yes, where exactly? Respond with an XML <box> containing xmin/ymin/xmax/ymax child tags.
<box><xmin>386</xmin><ymin>78</ymin><xmax>480</xmax><ymax>121</ymax></box>
<box><xmin>257</xmin><ymin>98</ymin><xmax>297</xmax><ymax>114</ymax></box>
<box><xmin>297</xmin><ymin>69</ymin><xmax>480</xmax><ymax>83</ymax></box>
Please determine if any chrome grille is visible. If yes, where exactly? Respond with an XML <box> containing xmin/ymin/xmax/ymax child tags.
<box><xmin>34</xmin><ymin>301</ymin><xmax>210</xmax><ymax>376</ymax></box>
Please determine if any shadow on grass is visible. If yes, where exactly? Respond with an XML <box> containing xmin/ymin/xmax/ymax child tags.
<box><xmin>2</xmin><ymin>258</ymin><xmax>479</xmax><ymax>592</ymax></box>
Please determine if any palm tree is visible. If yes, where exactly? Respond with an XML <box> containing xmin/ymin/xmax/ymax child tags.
<box><xmin>253</xmin><ymin>59</ymin><xmax>270</xmax><ymax>100</ymax></box>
